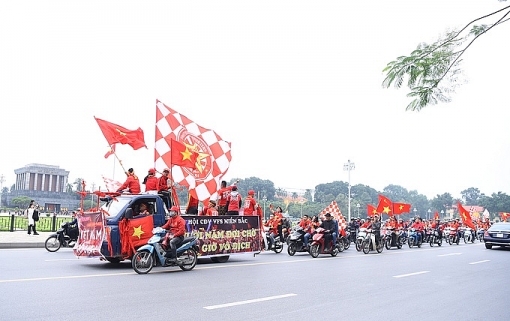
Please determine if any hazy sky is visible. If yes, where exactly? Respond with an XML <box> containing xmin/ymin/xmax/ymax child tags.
<box><xmin>1</xmin><ymin>0</ymin><xmax>508</xmax><ymax>200</ymax></box>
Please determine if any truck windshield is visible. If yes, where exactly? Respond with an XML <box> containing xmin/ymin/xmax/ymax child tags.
<box><xmin>101</xmin><ymin>198</ymin><xmax>131</xmax><ymax>218</ymax></box>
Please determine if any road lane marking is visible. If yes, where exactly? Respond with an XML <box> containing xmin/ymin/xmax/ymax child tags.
<box><xmin>44</xmin><ymin>259</ymin><xmax>80</xmax><ymax>262</ymax></box>
<box><xmin>204</xmin><ymin>293</ymin><xmax>297</xmax><ymax>310</ymax></box>
<box><xmin>469</xmin><ymin>260</ymin><xmax>490</xmax><ymax>265</ymax></box>
<box><xmin>0</xmin><ymin>272</ymin><xmax>134</xmax><ymax>283</ymax></box>
<box><xmin>393</xmin><ymin>271</ymin><xmax>429</xmax><ymax>278</ymax></box>
<box><xmin>438</xmin><ymin>253</ymin><xmax>462</xmax><ymax>257</ymax></box>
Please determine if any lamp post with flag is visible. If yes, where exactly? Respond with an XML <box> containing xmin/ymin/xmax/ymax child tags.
<box><xmin>343</xmin><ymin>159</ymin><xmax>355</xmax><ymax>221</ymax></box>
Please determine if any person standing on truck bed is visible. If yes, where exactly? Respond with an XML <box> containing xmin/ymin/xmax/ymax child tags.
<box><xmin>216</xmin><ymin>180</ymin><xmax>239</xmax><ymax>216</ymax></box>
<box><xmin>226</xmin><ymin>186</ymin><xmax>242</xmax><ymax>215</ymax></box>
<box><xmin>143</xmin><ymin>168</ymin><xmax>158</xmax><ymax>194</ymax></box>
<box><xmin>158</xmin><ymin>168</ymin><xmax>171</xmax><ymax>208</ymax></box>
<box><xmin>161</xmin><ymin>206</ymin><xmax>186</xmax><ymax>263</ymax></box>
<box><xmin>117</xmin><ymin>168</ymin><xmax>141</xmax><ymax>194</ymax></box>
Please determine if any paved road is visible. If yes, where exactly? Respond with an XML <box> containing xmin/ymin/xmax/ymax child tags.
<box><xmin>1</xmin><ymin>242</ymin><xmax>508</xmax><ymax>321</ymax></box>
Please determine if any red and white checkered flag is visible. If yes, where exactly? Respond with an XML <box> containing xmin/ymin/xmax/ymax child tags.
<box><xmin>102</xmin><ymin>176</ymin><xmax>122</xmax><ymax>192</ymax></box>
<box><xmin>319</xmin><ymin>201</ymin><xmax>347</xmax><ymax>231</ymax></box>
<box><xmin>154</xmin><ymin>100</ymin><xmax>232</xmax><ymax>202</ymax></box>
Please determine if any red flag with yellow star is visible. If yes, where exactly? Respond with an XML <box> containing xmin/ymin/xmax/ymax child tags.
<box><xmin>434</xmin><ymin>211</ymin><xmax>440</xmax><ymax>220</ymax></box>
<box><xmin>367</xmin><ymin>204</ymin><xmax>378</xmax><ymax>217</ymax></box>
<box><xmin>154</xmin><ymin>100</ymin><xmax>232</xmax><ymax>202</ymax></box>
<box><xmin>94</xmin><ymin>117</ymin><xmax>146</xmax><ymax>150</ymax></box>
<box><xmin>500</xmin><ymin>212</ymin><xmax>510</xmax><ymax>220</ymax></box>
<box><xmin>457</xmin><ymin>202</ymin><xmax>476</xmax><ymax>230</ymax></box>
<box><xmin>119</xmin><ymin>215</ymin><xmax>154</xmax><ymax>258</ymax></box>
<box><xmin>393</xmin><ymin>203</ymin><xmax>411</xmax><ymax>215</ymax></box>
<box><xmin>169</xmin><ymin>139</ymin><xmax>199</xmax><ymax>169</ymax></box>
<box><xmin>376</xmin><ymin>195</ymin><xmax>393</xmax><ymax>216</ymax></box>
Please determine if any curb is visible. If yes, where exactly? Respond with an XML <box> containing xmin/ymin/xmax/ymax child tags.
<box><xmin>0</xmin><ymin>243</ymin><xmax>46</xmax><ymax>249</ymax></box>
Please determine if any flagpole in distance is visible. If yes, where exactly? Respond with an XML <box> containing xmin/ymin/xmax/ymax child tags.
<box><xmin>343</xmin><ymin>159</ymin><xmax>355</xmax><ymax>221</ymax></box>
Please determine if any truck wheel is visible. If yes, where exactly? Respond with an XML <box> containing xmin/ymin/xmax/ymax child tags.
<box><xmin>211</xmin><ymin>255</ymin><xmax>229</xmax><ymax>263</ymax></box>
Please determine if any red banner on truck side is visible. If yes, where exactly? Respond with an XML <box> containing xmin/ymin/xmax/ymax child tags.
<box><xmin>74</xmin><ymin>211</ymin><xmax>106</xmax><ymax>257</ymax></box>
<box><xmin>183</xmin><ymin>215</ymin><xmax>262</xmax><ymax>256</ymax></box>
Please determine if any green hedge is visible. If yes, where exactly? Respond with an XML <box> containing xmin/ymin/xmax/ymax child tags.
<box><xmin>0</xmin><ymin>216</ymin><xmax>71</xmax><ymax>232</ymax></box>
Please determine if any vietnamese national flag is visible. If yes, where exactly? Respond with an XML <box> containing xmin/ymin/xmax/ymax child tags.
<box><xmin>367</xmin><ymin>204</ymin><xmax>378</xmax><ymax>217</ymax></box>
<box><xmin>500</xmin><ymin>212</ymin><xmax>510</xmax><ymax>220</ymax></box>
<box><xmin>393</xmin><ymin>203</ymin><xmax>411</xmax><ymax>215</ymax></box>
<box><xmin>457</xmin><ymin>202</ymin><xmax>476</xmax><ymax>230</ymax></box>
<box><xmin>376</xmin><ymin>195</ymin><xmax>393</xmax><ymax>216</ymax></box>
<box><xmin>104</xmin><ymin>144</ymin><xmax>116</xmax><ymax>159</ymax></box>
<box><xmin>94</xmin><ymin>117</ymin><xmax>147</xmax><ymax>150</ymax></box>
<box><xmin>168</xmin><ymin>139</ymin><xmax>199</xmax><ymax>169</ymax></box>
<box><xmin>434</xmin><ymin>211</ymin><xmax>440</xmax><ymax>220</ymax></box>
<box><xmin>119</xmin><ymin>215</ymin><xmax>154</xmax><ymax>258</ymax></box>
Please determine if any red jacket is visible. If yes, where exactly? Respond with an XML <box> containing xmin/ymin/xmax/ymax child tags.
<box><xmin>243</xmin><ymin>197</ymin><xmax>258</xmax><ymax>215</ymax></box>
<box><xmin>118</xmin><ymin>175</ymin><xmax>141</xmax><ymax>194</ymax></box>
<box><xmin>161</xmin><ymin>215</ymin><xmax>186</xmax><ymax>237</ymax></box>
<box><xmin>158</xmin><ymin>175</ymin><xmax>169</xmax><ymax>192</ymax></box>
<box><xmin>144</xmin><ymin>176</ymin><xmax>158</xmax><ymax>192</ymax></box>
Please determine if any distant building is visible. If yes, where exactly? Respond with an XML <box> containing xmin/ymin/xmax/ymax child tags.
<box><xmin>6</xmin><ymin>164</ymin><xmax>80</xmax><ymax>212</ymax></box>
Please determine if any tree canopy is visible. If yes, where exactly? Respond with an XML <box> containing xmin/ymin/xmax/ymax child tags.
<box><xmin>382</xmin><ymin>2</ymin><xmax>509</xmax><ymax>111</ymax></box>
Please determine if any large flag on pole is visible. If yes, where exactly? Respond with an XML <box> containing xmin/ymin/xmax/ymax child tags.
<box><xmin>367</xmin><ymin>204</ymin><xmax>378</xmax><ymax>217</ymax></box>
<box><xmin>154</xmin><ymin>100</ymin><xmax>232</xmax><ymax>202</ymax></box>
<box><xmin>94</xmin><ymin>117</ymin><xmax>146</xmax><ymax>150</ymax></box>
<box><xmin>376</xmin><ymin>194</ymin><xmax>393</xmax><ymax>216</ymax></box>
<box><xmin>457</xmin><ymin>202</ymin><xmax>476</xmax><ymax>230</ymax></box>
<box><xmin>393</xmin><ymin>203</ymin><xmax>411</xmax><ymax>215</ymax></box>
<box><xmin>169</xmin><ymin>138</ymin><xmax>199</xmax><ymax>169</ymax></box>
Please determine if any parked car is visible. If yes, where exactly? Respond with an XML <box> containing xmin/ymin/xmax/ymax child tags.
<box><xmin>484</xmin><ymin>222</ymin><xmax>510</xmax><ymax>249</ymax></box>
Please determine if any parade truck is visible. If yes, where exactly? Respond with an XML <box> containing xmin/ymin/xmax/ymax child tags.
<box><xmin>73</xmin><ymin>193</ymin><xmax>263</xmax><ymax>263</ymax></box>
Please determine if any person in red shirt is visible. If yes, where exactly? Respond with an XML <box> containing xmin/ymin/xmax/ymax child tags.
<box><xmin>158</xmin><ymin>168</ymin><xmax>171</xmax><ymax>209</ymax></box>
<box><xmin>431</xmin><ymin>218</ymin><xmax>443</xmax><ymax>240</ymax></box>
<box><xmin>410</xmin><ymin>217</ymin><xmax>425</xmax><ymax>245</ymax></box>
<box><xmin>143</xmin><ymin>168</ymin><xmax>159</xmax><ymax>193</ymax></box>
<box><xmin>360</xmin><ymin>218</ymin><xmax>372</xmax><ymax>229</ymax></box>
<box><xmin>216</xmin><ymin>180</ymin><xmax>239</xmax><ymax>216</ymax></box>
<box><xmin>117</xmin><ymin>168</ymin><xmax>141</xmax><ymax>194</ymax></box>
<box><xmin>226</xmin><ymin>186</ymin><xmax>242</xmax><ymax>215</ymax></box>
<box><xmin>186</xmin><ymin>194</ymin><xmax>199</xmax><ymax>215</ymax></box>
<box><xmin>161</xmin><ymin>206</ymin><xmax>186</xmax><ymax>262</ymax></box>
<box><xmin>269</xmin><ymin>205</ymin><xmax>285</xmax><ymax>241</ymax></box>
<box><xmin>243</xmin><ymin>190</ymin><xmax>258</xmax><ymax>215</ymax></box>
<box><xmin>264</xmin><ymin>213</ymin><xmax>279</xmax><ymax>249</ymax></box>
<box><xmin>205</xmin><ymin>200</ymin><xmax>219</xmax><ymax>216</ymax></box>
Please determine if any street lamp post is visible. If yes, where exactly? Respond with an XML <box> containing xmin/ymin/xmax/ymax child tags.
<box><xmin>440</xmin><ymin>210</ymin><xmax>444</xmax><ymax>220</ymax></box>
<box><xmin>356</xmin><ymin>203</ymin><xmax>360</xmax><ymax>217</ymax></box>
<box><xmin>343</xmin><ymin>159</ymin><xmax>355</xmax><ymax>221</ymax></box>
<box><xmin>0</xmin><ymin>174</ymin><xmax>5</xmax><ymax>210</ymax></box>
<box><xmin>427</xmin><ymin>209</ymin><xmax>431</xmax><ymax>221</ymax></box>
<box><xmin>300</xmin><ymin>199</ymin><xmax>304</xmax><ymax>217</ymax></box>
<box><xmin>413</xmin><ymin>208</ymin><xmax>417</xmax><ymax>221</ymax></box>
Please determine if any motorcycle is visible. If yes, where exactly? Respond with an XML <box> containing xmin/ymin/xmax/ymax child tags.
<box><xmin>264</xmin><ymin>230</ymin><xmax>284</xmax><ymax>253</ymax></box>
<box><xmin>383</xmin><ymin>227</ymin><xmax>402</xmax><ymax>250</ymax></box>
<box><xmin>287</xmin><ymin>227</ymin><xmax>309</xmax><ymax>256</ymax></box>
<box><xmin>463</xmin><ymin>227</ymin><xmax>475</xmax><ymax>244</ymax></box>
<box><xmin>477</xmin><ymin>228</ymin><xmax>485</xmax><ymax>242</ymax></box>
<box><xmin>309</xmin><ymin>227</ymin><xmax>344</xmax><ymax>258</ymax></box>
<box><xmin>339</xmin><ymin>230</ymin><xmax>351</xmax><ymax>250</ymax></box>
<box><xmin>362</xmin><ymin>229</ymin><xmax>383</xmax><ymax>254</ymax></box>
<box><xmin>429</xmin><ymin>228</ymin><xmax>443</xmax><ymax>247</ymax></box>
<box><xmin>407</xmin><ymin>228</ymin><xmax>423</xmax><ymax>248</ymax></box>
<box><xmin>132</xmin><ymin>227</ymin><xmax>199</xmax><ymax>274</ymax></box>
<box><xmin>448</xmin><ymin>228</ymin><xmax>460</xmax><ymax>245</ymax></box>
<box><xmin>355</xmin><ymin>228</ymin><xmax>367</xmax><ymax>252</ymax></box>
<box><xmin>45</xmin><ymin>222</ymin><xmax>79</xmax><ymax>252</ymax></box>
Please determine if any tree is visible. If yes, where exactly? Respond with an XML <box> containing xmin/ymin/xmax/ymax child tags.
<box><xmin>11</xmin><ymin>196</ymin><xmax>32</xmax><ymax>209</ymax></box>
<box><xmin>461</xmin><ymin>187</ymin><xmax>484</xmax><ymax>204</ymax></box>
<box><xmin>431</xmin><ymin>193</ymin><xmax>454</xmax><ymax>217</ymax></box>
<box><xmin>73</xmin><ymin>178</ymin><xmax>85</xmax><ymax>192</ymax></box>
<box><xmin>382</xmin><ymin>2</ymin><xmax>510</xmax><ymax>111</ymax></box>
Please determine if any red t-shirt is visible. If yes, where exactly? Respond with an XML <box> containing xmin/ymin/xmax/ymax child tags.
<box><xmin>118</xmin><ymin>175</ymin><xmax>141</xmax><ymax>194</ymax></box>
<box><xmin>227</xmin><ymin>192</ymin><xmax>242</xmax><ymax>212</ymax></box>
<box><xmin>145</xmin><ymin>176</ymin><xmax>158</xmax><ymax>192</ymax></box>
<box><xmin>243</xmin><ymin>197</ymin><xmax>257</xmax><ymax>215</ymax></box>
<box><xmin>218</xmin><ymin>186</ymin><xmax>235</xmax><ymax>206</ymax></box>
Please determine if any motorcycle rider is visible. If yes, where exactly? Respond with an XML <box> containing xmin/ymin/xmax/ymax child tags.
<box><xmin>369</xmin><ymin>215</ymin><xmax>382</xmax><ymax>248</ymax></box>
<box><xmin>161</xmin><ymin>206</ymin><xmax>186</xmax><ymax>263</ymax></box>
<box><xmin>348</xmin><ymin>218</ymin><xmax>359</xmax><ymax>243</ymax></box>
<box><xmin>319</xmin><ymin>213</ymin><xmax>338</xmax><ymax>251</ymax></box>
<box><xmin>67</xmin><ymin>211</ymin><xmax>79</xmax><ymax>241</ymax></box>
<box><xmin>410</xmin><ymin>217</ymin><xmax>425</xmax><ymax>245</ymax></box>
<box><xmin>387</xmin><ymin>216</ymin><xmax>398</xmax><ymax>246</ymax></box>
<box><xmin>431</xmin><ymin>218</ymin><xmax>443</xmax><ymax>241</ymax></box>
<box><xmin>299</xmin><ymin>215</ymin><xmax>311</xmax><ymax>248</ymax></box>
<box><xmin>303</xmin><ymin>215</ymin><xmax>318</xmax><ymax>249</ymax></box>
<box><xmin>264</xmin><ymin>213</ymin><xmax>279</xmax><ymax>250</ymax></box>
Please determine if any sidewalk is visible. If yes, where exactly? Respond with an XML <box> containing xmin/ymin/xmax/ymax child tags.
<box><xmin>0</xmin><ymin>231</ymin><xmax>54</xmax><ymax>249</ymax></box>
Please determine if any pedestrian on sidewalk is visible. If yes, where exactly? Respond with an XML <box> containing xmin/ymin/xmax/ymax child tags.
<box><xmin>24</xmin><ymin>200</ymin><xmax>39</xmax><ymax>235</ymax></box>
